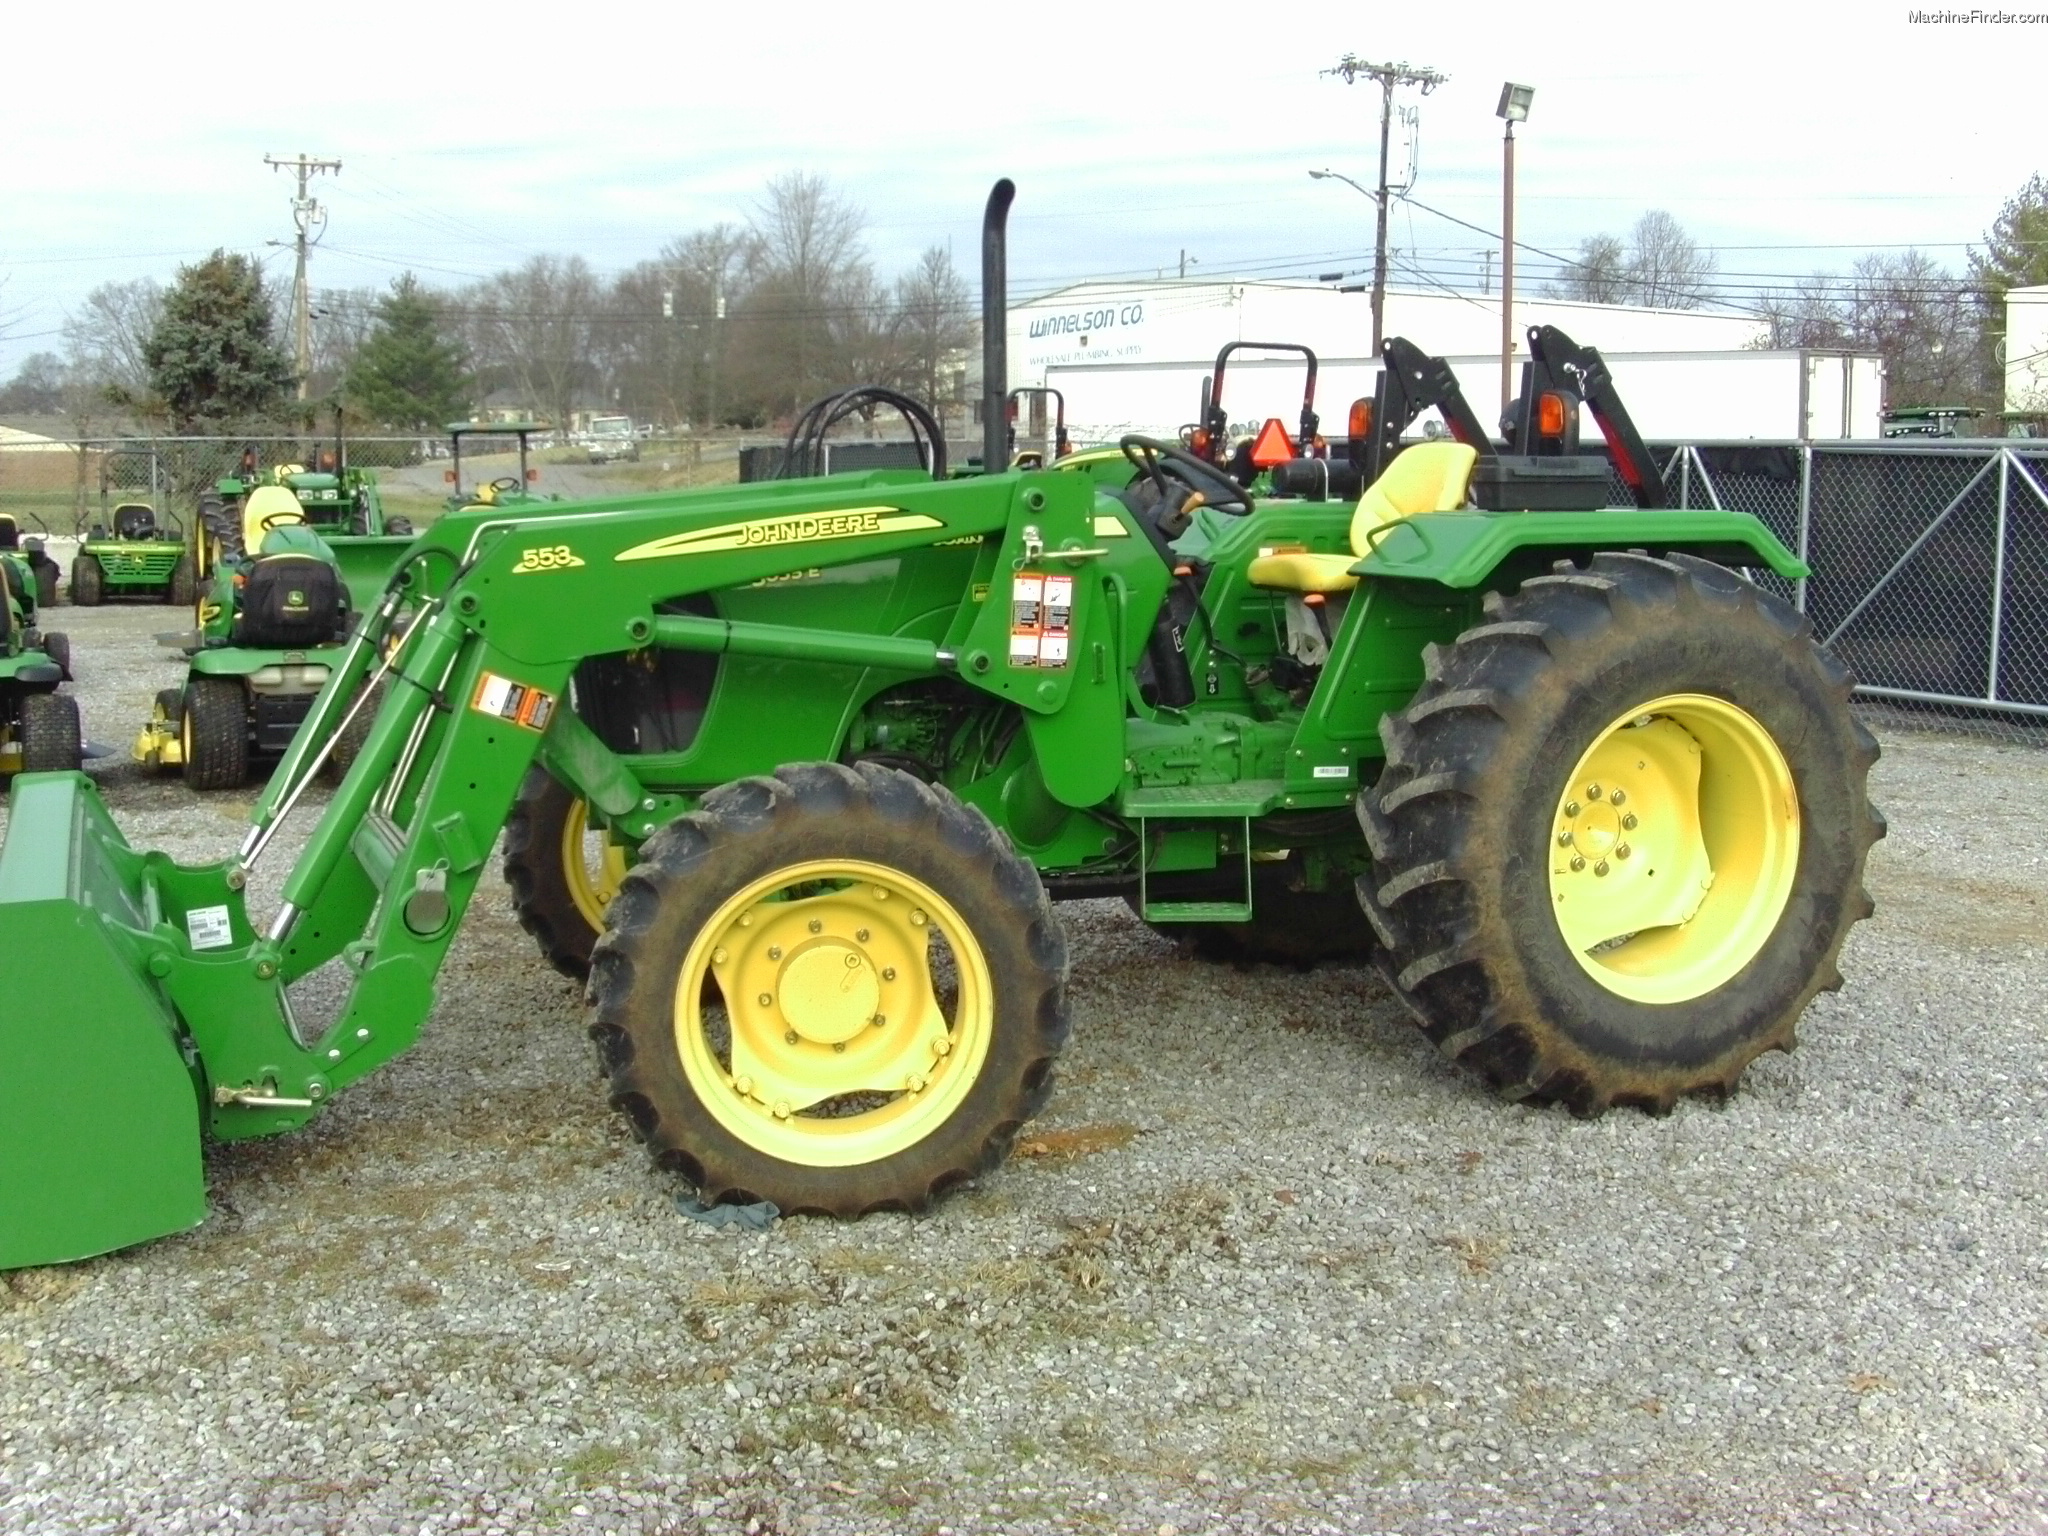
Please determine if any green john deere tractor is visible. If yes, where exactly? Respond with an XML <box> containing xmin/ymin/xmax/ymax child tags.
<box><xmin>444</xmin><ymin>419</ymin><xmax>553</xmax><ymax>512</ymax></box>
<box><xmin>134</xmin><ymin>483</ymin><xmax>358</xmax><ymax>790</ymax></box>
<box><xmin>200</xmin><ymin>444</ymin><xmax>417</xmax><ymax>613</ymax></box>
<box><xmin>71</xmin><ymin>454</ymin><xmax>197</xmax><ymax>606</ymax></box>
<box><xmin>0</xmin><ymin>519</ymin><xmax>81</xmax><ymax>781</ymax></box>
<box><xmin>0</xmin><ymin>180</ymin><xmax>1884</xmax><ymax>1270</ymax></box>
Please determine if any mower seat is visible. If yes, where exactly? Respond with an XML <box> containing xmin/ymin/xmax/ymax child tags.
<box><xmin>112</xmin><ymin>503</ymin><xmax>158</xmax><ymax>540</ymax></box>
<box><xmin>1247</xmin><ymin>441</ymin><xmax>1477</xmax><ymax>593</ymax></box>
<box><xmin>242</xmin><ymin>485</ymin><xmax>306</xmax><ymax>555</ymax></box>
<box><xmin>232</xmin><ymin>553</ymin><xmax>347</xmax><ymax>648</ymax></box>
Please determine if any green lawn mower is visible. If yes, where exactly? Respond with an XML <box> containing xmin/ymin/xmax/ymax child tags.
<box><xmin>0</xmin><ymin>180</ymin><xmax>1883</xmax><ymax>1270</ymax></box>
<box><xmin>135</xmin><ymin>483</ymin><xmax>358</xmax><ymax>790</ymax></box>
<box><xmin>0</xmin><ymin>524</ymin><xmax>80</xmax><ymax>781</ymax></box>
<box><xmin>71</xmin><ymin>455</ymin><xmax>196</xmax><ymax>607</ymax></box>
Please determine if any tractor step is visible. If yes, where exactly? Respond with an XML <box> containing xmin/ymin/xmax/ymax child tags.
<box><xmin>1120</xmin><ymin>778</ymin><xmax>1287</xmax><ymax>819</ymax></box>
<box><xmin>1142</xmin><ymin>899</ymin><xmax>1257</xmax><ymax>922</ymax></box>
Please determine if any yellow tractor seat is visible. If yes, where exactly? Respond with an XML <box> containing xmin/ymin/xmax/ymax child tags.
<box><xmin>242</xmin><ymin>484</ymin><xmax>306</xmax><ymax>555</ymax></box>
<box><xmin>1247</xmin><ymin>441</ymin><xmax>1478</xmax><ymax>593</ymax></box>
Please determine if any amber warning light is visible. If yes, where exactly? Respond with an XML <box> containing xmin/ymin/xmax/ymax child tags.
<box><xmin>1249</xmin><ymin>418</ymin><xmax>1296</xmax><ymax>468</ymax></box>
<box><xmin>1537</xmin><ymin>392</ymin><xmax>1569</xmax><ymax>438</ymax></box>
<box><xmin>1347</xmin><ymin>398</ymin><xmax>1374</xmax><ymax>440</ymax></box>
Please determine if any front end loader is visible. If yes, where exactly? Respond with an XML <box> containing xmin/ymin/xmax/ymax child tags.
<box><xmin>0</xmin><ymin>180</ymin><xmax>1883</xmax><ymax>1270</ymax></box>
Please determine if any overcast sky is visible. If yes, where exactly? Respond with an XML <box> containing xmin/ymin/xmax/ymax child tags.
<box><xmin>0</xmin><ymin>0</ymin><xmax>2039</xmax><ymax>376</ymax></box>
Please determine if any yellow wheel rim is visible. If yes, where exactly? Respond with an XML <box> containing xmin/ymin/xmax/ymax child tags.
<box><xmin>179</xmin><ymin>698</ymin><xmax>193</xmax><ymax>765</ymax></box>
<box><xmin>674</xmin><ymin>859</ymin><xmax>994</xmax><ymax>1168</ymax></box>
<box><xmin>561</xmin><ymin>797</ymin><xmax>629</xmax><ymax>934</ymax></box>
<box><xmin>1548</xmin><ymin>693</ymin><xmax>1799</xmax><ymax>1005</ymax></box>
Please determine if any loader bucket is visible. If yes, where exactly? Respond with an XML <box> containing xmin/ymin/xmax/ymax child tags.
<box><xmin>326</xmin><ymin>535</ymin><xmax>416</xmax><ymax>613</ymax></box>
<box><xmin>0</xmin><ymin>773</ymin><xmax>207</xmax><ymax>1269</ymax></box>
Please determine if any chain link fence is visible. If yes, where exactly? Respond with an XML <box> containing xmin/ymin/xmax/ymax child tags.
<box><xmin>5</xmin><ymin>433</ymin><xmax>2040</xmax><ymax>742</ymax></box>
<box><xmin>1625</xmin><ymin>441</ymin><xmax>2048</xmax><ymax>744</ymax></box>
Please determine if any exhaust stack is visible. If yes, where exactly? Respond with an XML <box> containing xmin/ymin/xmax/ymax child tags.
<box><xmin>981</xmin><ymin>178</ymin><xmax>1015</xmax><ymax>474</ymax></box>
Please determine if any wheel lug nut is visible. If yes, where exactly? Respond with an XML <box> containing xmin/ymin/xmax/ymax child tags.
<box><xmin>808</xmin><ymin>919</ymin><xmax>823</xmax><ymax>934</ymax></box>
<box><xmin>1609</xmin><ymin>789</ymin><xmax>1626</xmax><ymax>807</ymax></box>
<box><xmin>1586</xmin><ymin>784</ymin><xmax>1603</xmax><ymax>800</ymax></box>
<box><xmin>872</xmin><ymin>887</ymin><xmax>889</xmax><ymax>900</ymax></box>
<box><xmin>784</xmin><ymin>1030</ymin><xmax>799</xmax><ymax>1045</ymax></box>
<box><xmin>773</xmin><ymin>1101</ymin><xmax>792</xmax><ymax>1119</ymax></box>
<box><xmin>767</xmin><ymin>945</ymin><xmax>781</xmax><ymax>961</ymax></box>
<box><xmin>1564</xmin><ymin>801</ymin><xmax>1581</xmax><ymax>818</ymax></box>
<box><xmin>757</xmin><ymin>992</ymin><xmax>773</xmax><ymax>1007</ymax></box>
<box><xmin>734</xmin><ymin>1075</ymin><xmax>753</xmax><ymax>1096</ymax></box>
<box><xmin>907</xmin><ymin>1075</ymin><xmax>926</xmax><ymax>1093</ymax></box>
<box><xmin>855</xmin><ymin>928</ymin><xmax>870</xmax><ymax>943</ymax></box>
<box><xmin>1569</xmin><ymin>855</ymin><xmax>1586</xmax><ymax>872</ymax></box>
<box><xmin>712</xmin><ymin>947</ymin><xmax>728</xmax><ymax>966</ymax></box>
<box><xmin>738</xmin><ymin>914</ymin><xmax>753</xmax><ymax>927</ymax></box>
<box><xmin>872</xmin><ymin>1013</ymin><xmax>887</xmax><ymax>1028</ymax></box>
<box><xmin>833</xmin><ymin>1041</ymin><xmax>846</xmax><ymax>1053</ymax></box>
<box><xmin>1615</xmin><ymin>843</ymin><xmax>1631</xmax><ymax>860</ymax></box>
<box><xmin>881</xmin><ymin>967</ymin><xmax>896</xmax><ymax>982</ymax></box>
<box><xmin>909</xmin><ymin>909</ymin><xmax>927</xmax><ymax>927</ymax></box>
<box><xmin>1594</xmin><ymin>860</ymin><xmax>1610</xmax><ymax>877</ymax></box>
<box><xmin>1557</xmin><ymin>830</ymin><xmax>1574</xmax><ymax>847</ymax></box>
<box><xmin>1622</xmin><ymin>812</ymin><xmax>1638</xmax><ymax>830</ymax></box>
<box><xmin>933</xmin><ymin>1037</ymin><xmax>953</xmax><ymax>1057</ymax></box>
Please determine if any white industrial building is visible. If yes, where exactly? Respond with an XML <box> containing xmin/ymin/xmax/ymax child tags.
<box><xmin>2005</xmin><ymin>285</ymin><xmax>2048</xmax><ymax>418</ymax></box>
<box><xmin>1008</xmin><ymin>280</ymin><xmax>1884</xmax><ymax>443</ymax></box>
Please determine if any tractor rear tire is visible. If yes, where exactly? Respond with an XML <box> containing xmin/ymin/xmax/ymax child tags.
<box><xmin>70</xmin><ymin>558</ymin><xmax>103</xmax><ymax>607</ymax></box>
<box><xmin>34</xmin><ymin>562</ymin><xmax>58</xmax><ymax>609</ymax></box>
<box><xmin>40</xmin><ymin>631</ymin><xmax>71</xmax><ymax>682</ymax></box>
<box><xmin>1131</xmin><ymin>855</ymin><xmax>1375</xmax><ymax>968</ymax></box>
<box><xmin>589</xmin><ymin>761</ymin><xmax>1071</xmax><ymax>1216</ymax></box>
<box><xmin>1358</xmin><ymin>552</ymin><xmax>1884</xmax><ymax>1115</ymax></box>
<box><xmin>168</xmin><ymin>555</ymin><xmax>198</xmax><ymax>609</ymax></box>
<box><xmin>182</xmin><ymin>676</ymin><xmax>250</xmax><ymax>790</ymax></box>
<box><xmin>18</xmin><ymin>692</ymin><xmax>82</xmax><ymax>774</ymax></box>
<box><xmin>504</xmin><ymin>766</ymin><xmax>617</xmax><ymax>979</ymax></box>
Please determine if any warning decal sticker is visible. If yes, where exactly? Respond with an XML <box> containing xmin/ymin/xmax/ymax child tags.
<box><xmin>1009</xmin><ymin>570</ymin><xmax>1072</xmax><ymax>671</ymax></box>
<box><xmin>471</xmin><ymin>672</ymin><xmax>558</xmax><ymax>732</ymax></box>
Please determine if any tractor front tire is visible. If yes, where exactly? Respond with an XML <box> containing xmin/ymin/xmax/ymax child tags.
<box><xmin>18</xmin><ymin>692</ymin><xmax>82</xmax><ymax>774</ymax></box>
<box><xmin>168</xmin><ymin>555</ymin><xmax>198</xmax><ymax>608</ymax></box>
<box><xmin>181</xmin><ymin>677</ymin><xmax>250</xmax><ymax>790</ymax></box>
<box><xmin>70</xmin><ymin>558</ymin><xmax>103</xmax><ymax>607</ymax></box>
<box><xmin>590</xmin><ymin>761</ymin><xmax>1071</xmax><ymax>1215</ymax></box>
<box><xmin>504</xmin><ymin>765</ymin><xmax>620</xmax><ymax>979</ymax></box>
<box><xmin>1359</xmin><ymin>552</ymin><xmax>1884</xmax><ymax>1115</ymax></box>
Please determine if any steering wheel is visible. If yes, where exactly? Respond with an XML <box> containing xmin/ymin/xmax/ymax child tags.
<box><xmin>259</xmin><ymin>511</ymin><xmax>303</xmax><ymax>532</ymax></box>
<box><xmin>1118</xmin><ymin>435</ymin><xmax>1253</xmax><ymax>517</ymax></box>
<box><xmin>488</xmin><ymin>476</ymin><xmax>524</xmax><ymax>495</ymax></box>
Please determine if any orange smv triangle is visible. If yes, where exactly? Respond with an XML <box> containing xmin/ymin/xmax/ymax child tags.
<box><xmin>1249</xmin><ymin>417</ymin><xmax>1296</xmax><ymax>468</ymax></box>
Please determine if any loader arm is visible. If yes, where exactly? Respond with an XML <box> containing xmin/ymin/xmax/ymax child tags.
<box><xmin>0</xmin><ymin>464</ymin><xmax>1113</xmax><ymax>1267</ymax></box>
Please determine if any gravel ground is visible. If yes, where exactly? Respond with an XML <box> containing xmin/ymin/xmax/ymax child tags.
<box><xmin>3</xmin><ymin>602</ymin><xmax>2046</xmax><ymax>1536</ymax></box>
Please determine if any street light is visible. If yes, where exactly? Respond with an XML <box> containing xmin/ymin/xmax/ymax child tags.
<box><xmin>1310</xmin><ymin>168</ymin><xmax>1386</xmax><ymax>340</ymax></box>
<box><xmin>1497</xmin><ymin>82</ymin><xmax>1534</xmax><ymax>416</ymax></box>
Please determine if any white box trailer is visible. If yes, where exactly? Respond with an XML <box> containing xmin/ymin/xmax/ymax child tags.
<box><xmin>1041</xmin><ymin>348</ymin><xmax>1884</xmax><ymax>448</ymax></box>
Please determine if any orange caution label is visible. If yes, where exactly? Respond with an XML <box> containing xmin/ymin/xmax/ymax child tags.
<box><xmin>471</xmin><ymin>672</ymin><xmax>557</xmax><ymax>732</ymax></box>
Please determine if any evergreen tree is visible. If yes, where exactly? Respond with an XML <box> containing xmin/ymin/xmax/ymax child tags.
<box><xmin>144</xmin><ymin>250</ymin><xmax>295</xmax><ymax>429</ymax></box>
<box><xmin>1972</xmin><ymin>173</ymin><xmax>2048</xmax><ymax>304</ymax></box>
<box><xmin>344</xmin><ymin>274</ymin><xmax>470</xmax><ymax>430</ymax></box>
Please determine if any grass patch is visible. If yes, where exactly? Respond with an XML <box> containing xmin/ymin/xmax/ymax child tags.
<box><xmin>562</xmin><ymin>1444</ymin><xmax>632</xmax><ymax>1487</ymax></box>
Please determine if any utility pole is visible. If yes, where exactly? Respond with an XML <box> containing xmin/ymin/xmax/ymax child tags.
<box><xmin>1323</xmin><ymin>57</ymin><xmax>1447</xmax><ymax>351</ymax></box>
<box><xmin>1480</xmin><ymin>249</ymin><xmax>1495</xmax><ymax>297</ymax></box>
<box><xmin>265</xmin><ymin>152</ymin><xmax>342</xmax><ymax>401</ymax></box>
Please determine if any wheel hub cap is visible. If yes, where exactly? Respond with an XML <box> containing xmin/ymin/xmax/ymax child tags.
<box><xmin>778</xmin><ymin>943</ymin><xmax>880</xmax><ymax>1045</ymax></box>
<box><xmin>1548</xmin><ymin>694</ymin><xmax>1800</xmax><ymax>1005</ymax></box>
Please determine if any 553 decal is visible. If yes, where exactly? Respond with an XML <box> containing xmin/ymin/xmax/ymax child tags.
<box><xmin>512</xmin><ymin>544</ymin><xmax>586</xmax><ymax>573</ymax></box>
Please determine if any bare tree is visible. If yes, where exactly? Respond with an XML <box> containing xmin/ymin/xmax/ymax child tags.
<box><xmin>1844</xmin><ymin>250</ymin><xmax>1982</xmax><ymax>406</ymax></box>
<box><xmin>741</xmin><ymin>173</ymin><xmax>873</xmax><ymax>414</ymax></box>
<box><xmin>310</xmin><ymin>286</ymin><xmax>381</xmax><ymax>401</ymax></box>
<box><xmin>1753</xmin><ymin>275</ymin><xmax>1849</xmax><ymax>350</ymax></box>
<box><xmin>1545</xmin><ymin>234</ymin><xmax>1628</xmax><ymax>305</ymax></box>
<box><xmin>62</xmin><ymin>278</ymin><xmax>162</xmax><ymax>405</ymax></box>
<box><xmin>469</xmin><ymin>255</ymin><xmax>602</xmax><ymax>430</ymax></box>
<box><xmin>1626</xmin><ymin>211</ymin><xmax>1717</xmax><ymax>310</ymax></box>
<box><xmin>891</xmin><ymin>245</ymin><xmax>974</xmax><ymax>424</ymax></box>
